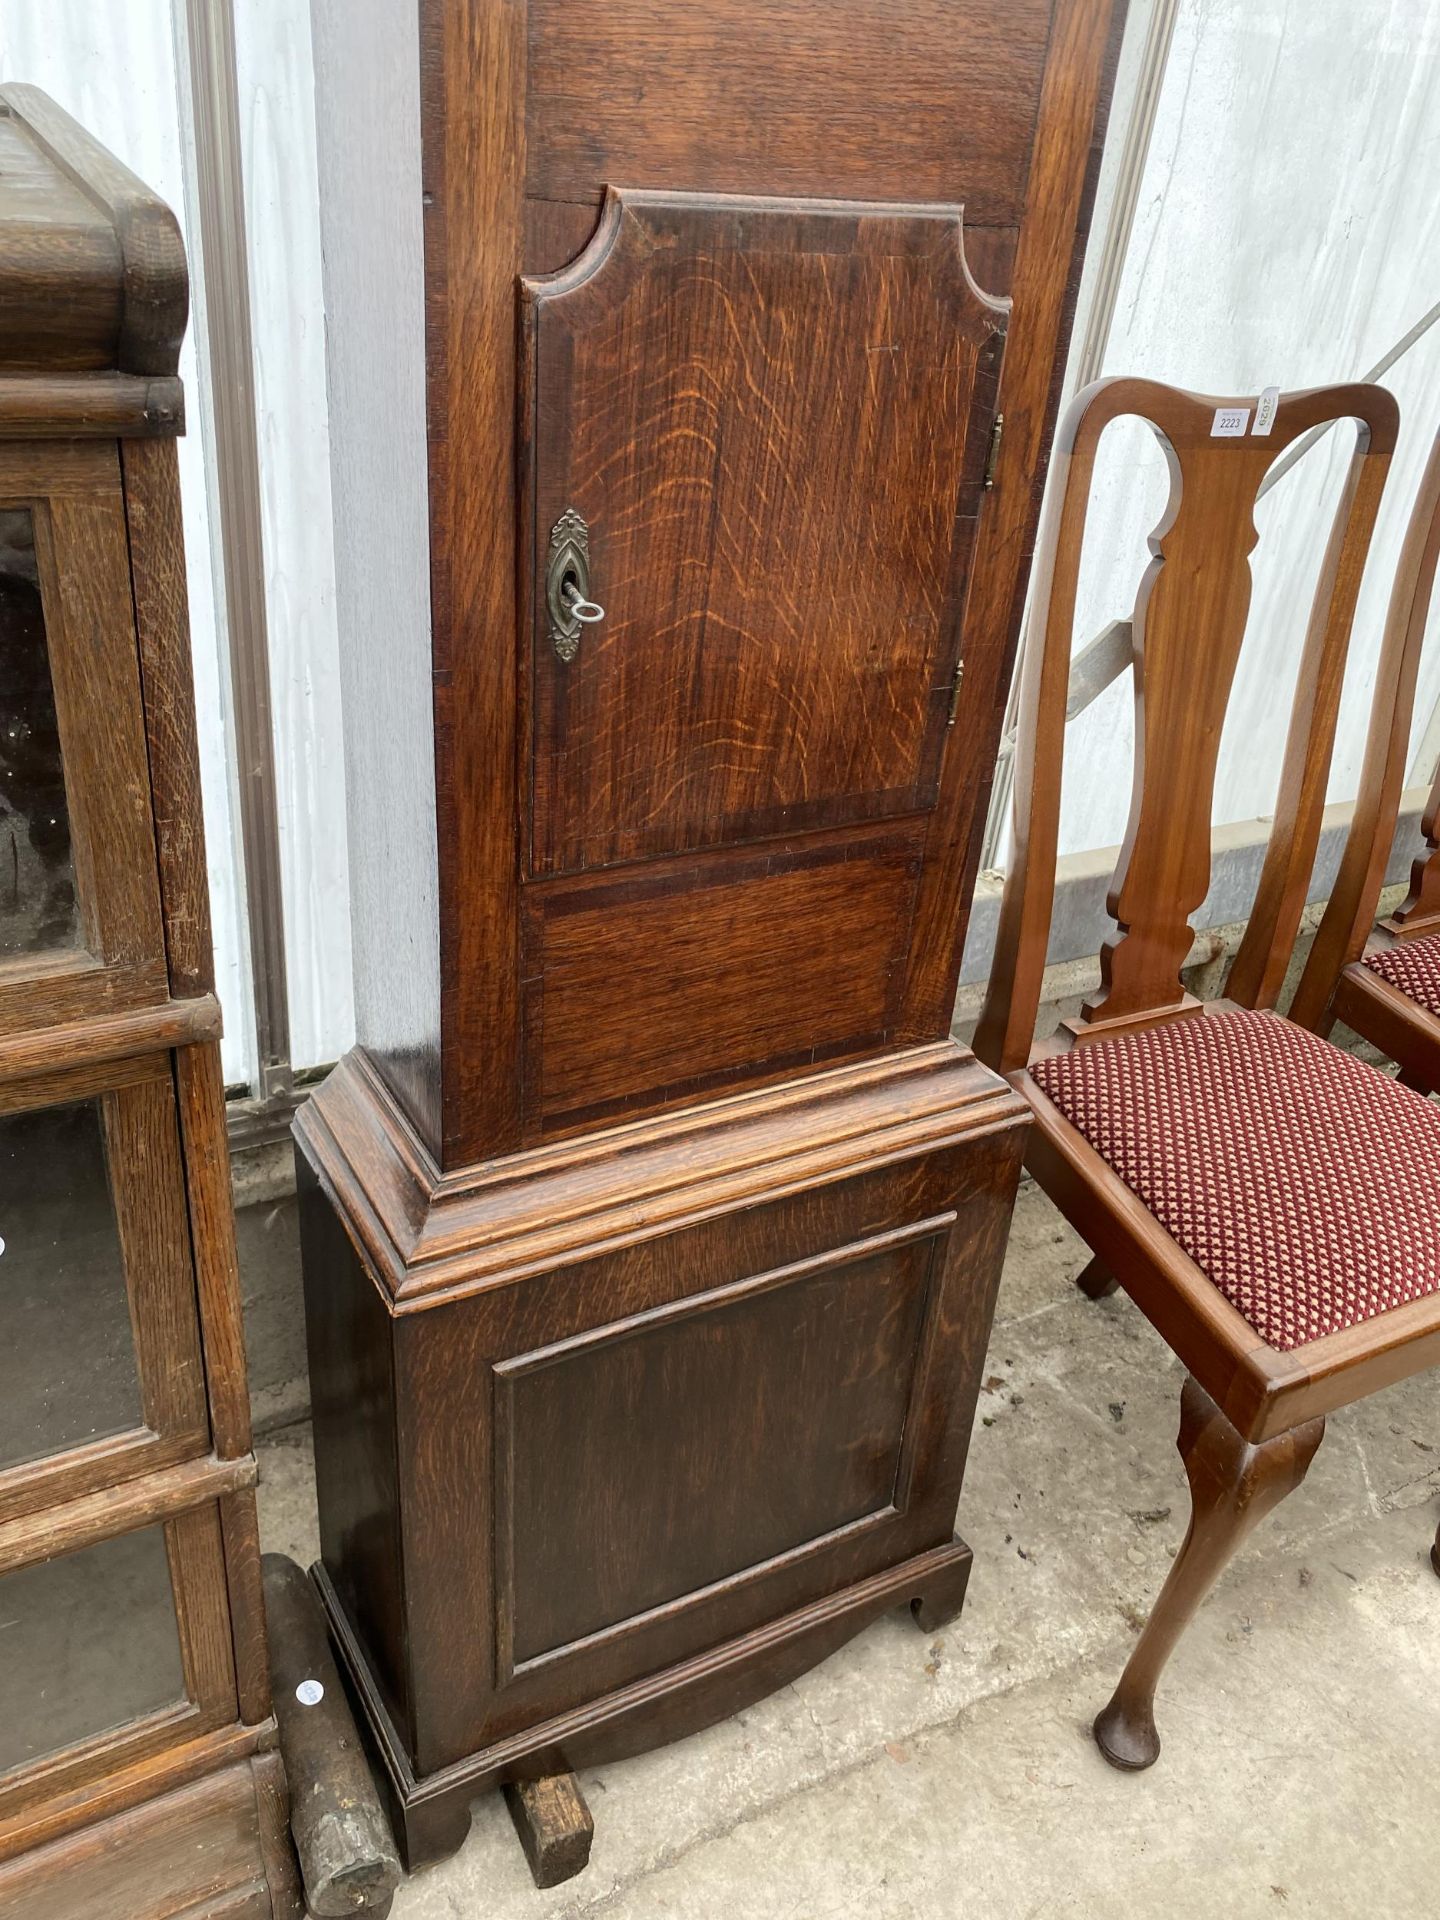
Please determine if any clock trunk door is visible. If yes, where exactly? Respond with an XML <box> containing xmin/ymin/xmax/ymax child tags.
<box><xmin>524</xmin><ymin>191</ymin><xmax>1005</xmax><ymax>880</ymax></box>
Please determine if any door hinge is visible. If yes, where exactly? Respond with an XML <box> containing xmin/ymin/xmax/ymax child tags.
<box><xmin>947</xmin><ymin>657</ymin><xmax>965</xmax><ymax>726</ymax></box>
<box><xmin>983</xmin><ymin>412</ymin><xmax>1004</xmax><ymax>490</ymax></box>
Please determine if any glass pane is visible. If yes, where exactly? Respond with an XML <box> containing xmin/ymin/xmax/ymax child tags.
<box><xmin>0</xmin><ymin>1524</ymin><xmax>187</xmax><ymax>1773</ymax></box>
<box><xmin>0</xmin><ymin>507</ymin><xmax>79</xmax><ymax>956</ymax></box>
<box><xmin>0</xmin><ymin>1098</ymin><xmax>144</xmax><ymax>1471</ymax></box>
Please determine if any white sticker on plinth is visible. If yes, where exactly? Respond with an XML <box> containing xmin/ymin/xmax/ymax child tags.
<box><xmin>1211</xmin><ymin>407</ymin><xmax>1250</xmax><ymax>438</ymax></box>
<box><xmin>1253</xmin><ymin>387</ymin><xmax>1280</xmax><ymax>436</ymax></box>
<box><xmin>295</xmin><ymin>1679</ymin><xmax>324</xmax><ymax>1707</ymax></box>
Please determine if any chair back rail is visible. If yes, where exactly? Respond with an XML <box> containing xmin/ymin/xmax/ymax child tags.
<box><xmin>1289</xmin><ymin>430</ymin><xmax>1440</xmax><ymax>1026</ymax></box>
<box><xmin>975</xmin><ymin>377</ymin><xmax>1399</xmax><ymax>1076</ymax></box>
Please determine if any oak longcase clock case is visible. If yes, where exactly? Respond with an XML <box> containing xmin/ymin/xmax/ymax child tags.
<box><xmin>297</xmin><ymin>0</ymin><xmax>1125</xmax><ymax>1872</ymax></box>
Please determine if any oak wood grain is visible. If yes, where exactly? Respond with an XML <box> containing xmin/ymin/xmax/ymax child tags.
<box><xmin>524</xmin><ymin>192</ymin><xmax>1004</xmax><ymax>876</ymax></box>
<box><xmin>300</xmin><ymin>1039</ymin><xmax>1026</xmax><ymax>1783</ymax></box>
<box><xmin>0</xmin><ymin>374</ymin><xmax>183</xmax><ymax>438</ymax></box>
<box><xmin>101</xmin><ymin>1073</ymin><xmax>211</xmax><ymax>1448</ymax></box>
<box><xmin>0</xmin><ymin>87</ymin><xmax>187</xmax><ymax>377</ymax></box>
<box><xmin>0</xmin><ymin>1503</ymin><xmax>241</xmax><ymax>1833</ymax></box>
<box><xmin>525</xmin><ymin>0</ymin><xmax>1052</xmax><ymax>224</ymax></box>
<box><xmin>0</xmin><ymin>441</ymin><xmax>169</xmax><ymax>1034</ymax></box>
<box><xmin>523</xmin><ymin>828</ymin><xmax>926</xmax><ymax>1134</ymax></box>
<box><xmin>0</xmin><ymin>1455</ymin><xmax>255</xmax><ymax>1577</ymax></box>
<box><xmin>121</xmin><ymin>436</ymin><xmax>216</xmax><ymax>997</ymax></box>
<box><xmin>317</xmin><ymin>1529</ymin><xmax>976</xmax><ymax>1872</ymax></box>
<box><xmin>499</xmin><ymin>1225</ymin><xmax>944</xmax><ymax>1664</ymax></box>
<box><xmin>175</xmin><ymin>1042</ymin><xmax>253</xmax><ymax>1461</ymax></box>
<box><xmin>299</xmin><ymin>1037</ymin><xmax>1022</xmax><ymax>1306</ymax></box>
<box><xmin>0</xmin><ymin>993</ymin><xmax>218</xmax><ymax>1085</ymax></box>
<box><xmin>897</xmin><ymin>0</ymin><xmax>1126</xmax><ymax>1040</ymax></box>
<box><xmin>0</xmin><ymin>1721</ymin><xmax>272</xmax><ymax>1869</ymax></box>
<box><xmin>414</xmin><ymin>0</ymin><xmax>1122</xmax><ymax>1166</ymax></box>
<box><xmin>420</xmin><ymin>0</ymin><xmax>527</xmax><ymax>1165</ymax></box>
<box><xmin>0</xmin><ymin>1755</ymin><xmax>285</xmax><ymax>1920</ymax></box>
<box><xmin>219</xmin><ymin>1491</ymin><xmax>271</xmax><ymax>1730</ymax></box>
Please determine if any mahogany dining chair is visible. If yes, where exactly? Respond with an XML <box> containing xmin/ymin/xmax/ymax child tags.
<box><xmin>973</xmin><ymin>377</ymin><xmax>1440</xmax><ymax>1774</ymax></box>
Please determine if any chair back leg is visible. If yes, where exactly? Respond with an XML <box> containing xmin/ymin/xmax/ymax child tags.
<box><xmin>1076</xmin><ymin>1255</ymin><xmax>1119</xmax><ymax>1299</ymax></box>
<box><xmin>1094</xmin><ymin>1376</ymin><xmax>1325</xmax><ymax>1771</ymax></box>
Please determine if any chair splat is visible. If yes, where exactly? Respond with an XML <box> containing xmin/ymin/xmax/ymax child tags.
<box><xmin>975</xmin><ymin>376</ymin><xmax>1399</xmax><ymax>1073</ymax></box>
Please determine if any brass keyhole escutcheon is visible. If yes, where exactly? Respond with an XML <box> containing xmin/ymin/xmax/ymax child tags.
<box><xmin>546</xmin><ymin>507</ymin><xmax>604</xmax><ymax>662</ymax></box>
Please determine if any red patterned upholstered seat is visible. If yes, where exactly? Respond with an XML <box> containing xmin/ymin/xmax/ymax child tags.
<box><xmin>1362</xmin><ymin>932</ymin><xmax>1440</xmax><ymax>1017</ymax></box>
<box><xmin>1030</xmin><ymin>1008</ymin><xmax>1440</xmax><ymax>1351</ymax></box>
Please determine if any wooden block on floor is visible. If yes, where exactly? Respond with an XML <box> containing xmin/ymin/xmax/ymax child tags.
<box><xmin>503</xmin><ymin>1774</ymin><xmax>594</xmax><ymax>1890</ymax></box>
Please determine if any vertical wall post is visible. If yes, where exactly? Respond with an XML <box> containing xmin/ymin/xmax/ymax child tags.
<box><xmin>180</xmin><ymin>0</ymin><xmax>293</xmax><ymax>1107</ymax></box>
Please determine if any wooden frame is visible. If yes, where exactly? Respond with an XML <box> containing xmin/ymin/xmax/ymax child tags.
<box><xmin>0</xmin><ymin>1455</ymin><xmax>257</xmax><ymax>1848</ymax></box>
<box><xmin>0</xmin><ymin>443</ymin><xmax>170</xmax><ymax>1034</ymax></box>
<box><xmin>971</xmin><ymin>376</ymin><xmax>1440</xmax><ymax>1772</ymax></box>
<box><xmin>1290</xmin><ymin>429</ymin><xmax>1440</xmax><ymax>1081</ymax></box>
<box><xmin>0</xmin><ymin>1052</ymin><xmax>210</xmax><ymax>1524</ymax></box>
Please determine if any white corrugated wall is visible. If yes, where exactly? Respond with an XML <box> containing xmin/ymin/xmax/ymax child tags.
<box><xmin>1045</xmin><ymin>0</ymin><xmax>1440</xmax><ymax>861</ymax></box>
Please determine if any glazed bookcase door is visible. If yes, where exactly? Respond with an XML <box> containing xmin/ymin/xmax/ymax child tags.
<box><xmin>0</xmin><ymin>443</ymin><xmax>168</xmax><ymax>1034</ymax></box>
<box><xmin>0</xmin><ymin>1053</ymin><xmax>209</xmax><ymax>1523</ymax></box>
<box><xmin>524</xmin><ymin>193</ymin><xmax>1005</xmax><ymax>879</ymax></box>
<box><xmin>0</xmin><ymin>1503</ymin><xmax>237</xmax><ymax>1826</ymax></box>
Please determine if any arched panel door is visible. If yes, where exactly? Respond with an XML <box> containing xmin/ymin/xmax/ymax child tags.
<box><xmin>523</xmin><ymin>190</ymin><xmax>1007</xmax><ymax>881</ymax></box>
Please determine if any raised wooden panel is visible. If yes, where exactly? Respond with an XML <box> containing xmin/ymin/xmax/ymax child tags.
<box><xmin>523</xmin><ymin>828</ymin><xmax>925</xmax><ymax>1134</ymax></box>
<box><xmin>524</xmin><ymin>191</ymin><xmax>1005</xmax><ymax>877</ymax></box>
<box><xmin>497</xmin><ymin>1224</ymin><xmax>943</xmax><ymax>1668</ymax></box>
<box><xmin>526</xmin><ymin>0</ymin><xmax>1053</xmax><ymax>224</ymax></box>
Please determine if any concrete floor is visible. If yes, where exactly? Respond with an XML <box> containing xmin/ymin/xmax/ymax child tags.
<box><xmin>254</xmin><ymin>1180</ymin><xmax>1440</xmax><ymax>1919</ymax></box>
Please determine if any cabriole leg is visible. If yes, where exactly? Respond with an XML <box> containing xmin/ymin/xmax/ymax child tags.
<box><xmin>1094</xmin><ymin>1377</ymin><xmax>1324</xmax><ymax>1772</ymax></box>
